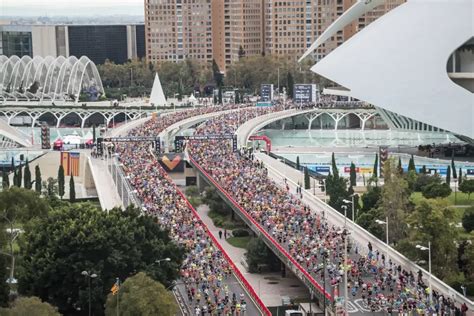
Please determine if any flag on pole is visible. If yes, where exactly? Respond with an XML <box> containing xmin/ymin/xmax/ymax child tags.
<box><xmin>111</xmin><ymin>278</ymin><xmax>120</xmax><ymax>295</ymax></box>
<box><xmin>69</xmin><ymin>152</ymin><xmax>80</xmax><ymax>177</ymax></box>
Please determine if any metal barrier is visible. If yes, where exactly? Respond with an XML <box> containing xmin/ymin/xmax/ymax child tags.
<box><xmin>107</xmin><ymin>157</ymin><xmax>141</xmax><ymax>208</ymax></box>
<box><xmin>189</xmin><ymin>157</ymin><xmax>334</xmax><ymax>313</ymax></box>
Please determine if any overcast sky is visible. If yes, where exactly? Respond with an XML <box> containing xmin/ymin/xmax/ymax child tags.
<box><xmin>0</xmin><ymin>0</ymin><xmax>144</xmax><ymax>16</ymax></box>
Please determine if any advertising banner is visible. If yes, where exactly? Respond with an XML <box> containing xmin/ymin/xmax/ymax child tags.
<box><xmin>158</xmin><ymin>153</ymin><xmax>185</xmax><ymax>172</ymax></box>
<box><xmin>293</xmin><ymin>84</ymin><xmax>318</xmax><ymax>103</ymax></box>
<box><xmin>260</xmin><ymin>84</ymin><xmax>274</xmax><ymax>102</ymax></box>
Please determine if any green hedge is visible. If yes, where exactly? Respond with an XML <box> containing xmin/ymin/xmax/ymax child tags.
<box><xmin>232</xmin><ymin>229</ymin><xmax>250</xmax><ymax>237</ymax></box>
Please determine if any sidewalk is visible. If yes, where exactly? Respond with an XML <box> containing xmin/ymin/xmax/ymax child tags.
<box><xmin>89</xmin><ymin>156</ymin><xmax>123</xmax><ymax>210</ymax></box>
<box><xmin>195</xmin><ymin>204</ymin><xmax>309</xmax><ymax>307</ymax></box>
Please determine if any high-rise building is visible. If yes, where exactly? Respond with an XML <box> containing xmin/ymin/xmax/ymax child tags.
<box><xmin>145</xmin><ymin>0</ymin><xmax>212</xmax><ymax>64</ymax></box>
<box><xmin>264</xmin><ymin>0</ymin><xmax>318</xmax><ymax>58</ymax></box>
<box><xmin>315</xmin><ymin>0</ymin><xmax>405</xmax><ymax>61</ymax></box>
<box><xmin>144</xmin><ymin>0</ymin><xmax>404</xmax><ymax>70</ymax></box>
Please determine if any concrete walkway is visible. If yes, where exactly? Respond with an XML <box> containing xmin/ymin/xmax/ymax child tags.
<box><xmin>89</xmin><ymin>155</ymin><xmax>123</xmax><ymax>210</ymax></box>
<box><xmin>194</xmin><ymin>203</ymin><xmax>309</xmax><ymax>307</ymax></box>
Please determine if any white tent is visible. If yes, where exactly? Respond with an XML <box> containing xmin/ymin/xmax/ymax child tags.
<box><xmin>188</xmin><ymin>94</ymin><xmax>197</xmax><ymax>104</ymax></box>
<box><xmin>149</xmin><ymin>72</ymin><xmax>167</xmax><ymax>107</ymax></box>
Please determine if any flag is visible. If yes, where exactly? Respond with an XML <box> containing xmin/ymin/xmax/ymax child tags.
<box><xmin>69</xmin><ymin>152</ymin><xmax>80</xmax><ymax>177</ymax></box>
<box><xmin>111</xmin><ymin>278</ymin><xmax>120</xmax><ymax>295</ymax></box>
<box><xmin>60</xmin><ymin>152</ymin><xmax>70</xmax><ymax>176</ymax></box>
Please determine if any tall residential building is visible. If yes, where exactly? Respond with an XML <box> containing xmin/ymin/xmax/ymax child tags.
<box><xmin>264</xmin><ymin>0</ymin><xmax>318</xmax><ymax>58</ymax></box>
<box><xmin>145</xmin><ymin>0</ymin><xmax>212</xmax><ymax>63</ymax></box>
<box><xmin>315</xmin><ymin>0</ymin><xmax>405</xmax><ymax>60</ymax></box>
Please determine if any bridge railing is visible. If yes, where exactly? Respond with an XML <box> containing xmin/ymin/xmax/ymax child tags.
<box><xmin>189</xmin><ymin>157</ymin><xmax>334</xmax><ymax>312</ymax></box>
<box><xmin>108</xmin><ymin>157</ymin><xmax>141</xmax><ymax>208</ymax></box>
<box><xmin>258</xmin><ymin>153</ymin><xmax>474</xmax><ymax>311</ymax></box>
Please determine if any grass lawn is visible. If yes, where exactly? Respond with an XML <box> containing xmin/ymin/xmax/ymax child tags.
<box><xmin>411</xmin><ymin>192</ymin><xmax>474</xmax><ymax>207</ymax></box>
<box><xmin>226</xmin><ymin>236</ymin><xmax>251</xmax><ymax>249</ymax></box>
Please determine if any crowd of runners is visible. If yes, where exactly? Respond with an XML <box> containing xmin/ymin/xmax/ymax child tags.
<box><xmin>114</xmin><ymin>106</ymin><xmax>266</xmax><ymax>315</ymax></box>
<box><xmin>187</xmin><ymin>110</ymin><xmax>469</xmax><ymax>316</ymax></box>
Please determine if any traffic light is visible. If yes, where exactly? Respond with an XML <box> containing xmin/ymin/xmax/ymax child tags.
<box><xmin>41</xmin><ymin>123</ymin><xmax>51</xmax><ymax>149</ymax></box>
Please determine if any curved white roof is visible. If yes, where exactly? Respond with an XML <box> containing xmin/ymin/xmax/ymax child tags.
<box><xmin>0</xmin><ymin>55</ymin><xmax>105</xmax><ymax>103</ymax></box>
<box><xmin>309</xmin><ymin>0</ymin><xmax>474</xmax><ymax>138</ymax></box>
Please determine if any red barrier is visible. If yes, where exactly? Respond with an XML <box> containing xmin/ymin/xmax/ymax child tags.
<box><xmin>190</xmin><ymin>158</ymin><xmax>333</xmax><ymax>303</ymax></box>
<box><xmin>162</xmin><ymin>168</ymin><xmax>272</xmax><ymax>316</ymax></box>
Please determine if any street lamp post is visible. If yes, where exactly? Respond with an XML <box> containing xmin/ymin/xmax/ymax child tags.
<box><xmin>416</xmin><ymin>242</ymin><xmax>432</xmax><ymax>307</ymax></box>
<box><xmin>341</xmin><ymin>205</ymin><xmax>348</xmax><ymax>228</ymax></box>
<box><xmin>375</xmin><ymin>217</ymin><xmax>389</xmax><ymax>265</ymax></box>
<box><xmin>155</xmin><ymin>257</ymin><xmax>171</xmax><ymax>265</ymax></box>
<box><xmin>343</xmin><ymin>194</ymin><xmax>357</xmax><ymax>229</ymax></box>
<box><xmin>340</xmin><ymin>206</ymin><xmax>349</xmax><ymax>316</ymax></box>
<box><xmin>81</xmin><ymin>271</ymin><xmax>98</xmax><ymax>316</ymax></box>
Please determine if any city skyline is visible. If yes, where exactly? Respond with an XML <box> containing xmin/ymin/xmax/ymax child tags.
<box><xmin>0</xmin><ymin>0</ymin><xmax>144</xmax><ymax>16</ymax></box>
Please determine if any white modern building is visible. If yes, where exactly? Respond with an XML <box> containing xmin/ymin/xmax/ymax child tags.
<box><xmin>302</xmin><ymin>0</ymin><xmax>474</xmax><ymax>141</ymax></box>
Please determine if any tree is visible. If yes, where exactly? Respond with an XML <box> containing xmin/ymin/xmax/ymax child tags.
<box><xmin>326</xmin><ymin>173</ymin><xmax>350</xmax><ymax>213</ymax></box>
<box><xmin>34</xmin><ymin>166</ymin><xmax>41</xmax><ymax>193</ymax></box>
<box><xmin>218</xmin><ymin>87</ymin><xmax>223</xmax><ymax>104</ymax></box>
<box><xmin>414</xmin><ymin>174</ymin><xmax>442</xmax><ymax>192</ymax></box>
<box><xmin>69</xmin><ymin>175</ymin><xmax>76</xmax><ymax>202</ymax></box>
<box><xmin>451</xmin><ymin>156</ymin><xmax>457</xmax><ymax>179</ymax></box>
<box><xmin>286</xmin><ymin>72</ymin><xmax>294</xmax><ymax>98</ymax></box>
<box><xmin>421</xmin><ymin>182</ymin><xmax>452</xmax><ymax>199</ymax></box>
<box><xmin>405</xmin><ymin>199</ymin><xmax>458</xmax><ymax>279</ymax></box>
<box><xmin>238</xmin><ymin>45</ymin><xmax>246</xmax><ymax>59</ymax></box>
<box><xmin>17</xmin><ymin>163</ymin><xmax>22</xmax><ymax>188</ymax></box>
<box><xmin>460</xmin><ymin>179</ymin><xmax>474</xmax><ymax>200</ymax></box>
<box><xmin>304</xmin><ymin>167</ymin><xmax>310</xmax><ymax>190</ymax></box>
<box><xmin>462</xmin><ymin>207</ymin><xmax>474</xmax><ymax>233</ymax></box>
<box><xmin>331</xmin><ymin>152</ymin><xmax>339</xmax><ymax>178</ymax></box>
<box><xmin>18</xmin><ymin>204</ymin><xmax>184</xmax><ymax>315</ymax></box>
<box><xmin>2</xmin><ymin>167</ymin><xmax>9</xmax><ymax>189</ymax></box>
<box><xmin>360</xmin><ymin>185</ymin><xmax>382</xmax><ymax>214</ymax></box>
<box><xmin>43</xmin><ymin>177</ymin><xmax>58</xmax><ymax>200</ymax></box>
<box><xmin>0</xmin><ymin>297</ymin><xmax>60</xmax><ymax>316</ymax></box>
<box><xmin>408</xmin><ymin>155</ymin><xmax>416</xmax><ymax>172</ymax></box>
<box><xmin>23</xmin><ymin>159</ymin><xmax>31</xmax><ymax>189</ymax></box>
<box><xmin>349</xmin><ymin>162</ymin><xmax>357</xmax><ymax>187</ymax></box>
<box><xmin>375</xmin><ymin>159</ymin><xmax>411</xmax><ymax>244</ymax></box>
<box><xmin>446</xmin><ymin>165</ymin><xmax>451</xmax><ymax>185</ymax></box>
<box><xmin>397</xmin><ymin>157</ymin><xmax>403</xmax><ymax>175</ymax></box>
<box><xmin>421</xmin><ymin>165</ymin><xmax>427</xmax><ymax>174</ymax></box>
<box><xmin>212</xmin><ymin>59</ymin><xmax>223</xmax><ymax>88</ymax></box>
<box><xmin>0</xmin><ymin>255</ymin><xmax>8</xmax><ymax>307</ymax></box>
<box><xmin>459</xmin><ymin>168</ymin><xmax>463</xmax><ymax>185</ymax></box>
<box><xmin>296</xmin><ymin>156</ymin><xmax>300</xmax><ymax>170</ymax></box>
<box><xmin>105</xmin><ymin>272</ymin><xmax>177</xmax><ymax>316</ymax></box>
<box><xmin>373</xmin><ymin>154</ymin><xmax>378</xmax><ymax>178</ymax></box>
<box><xmin>245</xmin><ymin>238</ymin><xmax>279</xmax><ymax>273</ymax></box>
<box><xmin>13</xmin><ymin>170</ymin><xmax>18</xmax><ymax>188</ymax></box>
<box><xmin>57</xmin><ymin>165</ymin><xmax>65</xmax><ymax>199</ymax></box>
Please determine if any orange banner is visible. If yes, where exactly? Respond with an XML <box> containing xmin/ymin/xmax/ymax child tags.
<box><xmin>60</xmin><ymin>152</ymin><xmax>70</xmax><ymax>176</ymax></box>
<box><xmin>69</xmin><ymin>152</ymin><xmax>80</xmax><ymax>177</ymax></box>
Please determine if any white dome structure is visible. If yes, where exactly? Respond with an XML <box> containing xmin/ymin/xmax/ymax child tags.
<box><xmin>0</xmin><ymin>55</ymin><xmax>105</xmax><ymax>103</ymax></box>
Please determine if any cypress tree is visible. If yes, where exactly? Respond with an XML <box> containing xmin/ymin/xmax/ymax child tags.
<box><xmin>35</xmin><ymin>165</ymin><xmax>42</xmax><ymax>193</ymax></box>
<box><xmin>349</xmin><ymin>162</ymin><xmax>357</xmax><ymax>186</ymax></box>
<box><xmin>459</xmin><ymin>168</ymin><xmax>463</xmax><ymax>185</ymax></box>
<box><xmin>218</xmin><ymin>87</ymin><xmax>223</xmax><ymax>104</ymax></box>
<box><xmin>421</xmin><ymin>165</ymin><xmax>427</xmax><ymax>174</ymax></box>
<box><xmin>373</xmin><ymin>153</ymin><xmax>378</xmax><ymax>178</ymax></box>
<box><xmin>287</xmin><ymin>72</ymin><xmax>294</xmax><ymax>98</ymax></box>
<box><xmin>408</xmin><ymin>155</ymin><xmax>416</xmax><ymax>172</ymax></box>
<box><xmin>304</xmin><ymin>167</ymin><xmax>310</xmax><ymax>190</ymax></box>
<box><xmin>1</xmin><ymin>167</ymin><xmax>9</xmax><ymax>189</ymax></box>
<box><xmin>58</xmin><ymin>165</ymin><xmax>65</xmax><ymax>199</ymax></box>
<box><xmin>446</xmin><ymin>165</ymin><xmax>451</xmax><ymax>185</ymax></box>
<box><xmin>17</xmin><ymin>163</ymin><xmax>22</xmax><ymax>187</ymax></box>
<box><xmin>451</xmin><ymin>157</ymin><xmax>457</xmax><ymax>179</ymax></box>
<box><xmin>331</xmin><ymin>152</ymin><xmax>339</xmax><ymax>178</ymax></box>
<box><xmin>23</xmin><ymin>159</ymin><xmax>31</xmax><ymax>189</ymax></box>
<box><xmin>296</xmin><ymin>156</ymin><xmax>300</xmax><ymax>170</ymax></box>
<box><xmin>70</xmin><ymin>175</ymin><xmax>76</xmax><ymax>202</ymax></box>
<box><xmin>398</xmin><ymin>157</ymin><xmax>403</xmax><ymax>175</ymax></box>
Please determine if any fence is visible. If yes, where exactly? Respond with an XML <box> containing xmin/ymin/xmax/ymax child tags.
<box><xmin>189</xmin><ymin>157</ymin><xmax>334</xmax><ymax>314</ymax></box>
<box><xmin>107</xmin><ymin>156</ymin><xmax>140</xmax><ymax>208</ymax></box>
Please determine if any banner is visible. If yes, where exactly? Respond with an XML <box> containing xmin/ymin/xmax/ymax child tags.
<box><xmin>260</xmin><ymin>84</ymin><xmax>274</xmax><ymax>102</ymax></box>
<box><xmin>294</xmin><ymin>84</ymin><xmax>318</xmax><ymax>103</ymax></box>
<box><xmin>158</xmin><ymin>153</ymin><xmax>185</xmax><ymax>172</ymax></box>
<box><xmin>69</xmin><ymin>152</ymin><xmax>80</xmax><ymax>177</ymax></box>
<box><xmin>60</xmin><ymin>152</ymin><xmax>70</xmax><ymax>175</ymax></box>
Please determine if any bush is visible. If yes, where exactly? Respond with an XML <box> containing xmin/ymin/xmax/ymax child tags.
<box><xmin>462</xmin><ymin>207</ymin><xmax>474</xmax><ymax>233</ymax></box>
<box><xmin>414</xmin><ymin>174</ymin><xmax>442</xmax><ymax>192</ymax></box>
<box><xmin>422</xmin><ymin>182</ymin><xmax>452</xmax><ymax>199</ymax></box>
<box><xmin>186</xmin><ymin>186</ymin><xmax>200</xmax><ymax>197</ymax></box>
<box><xmin>232</xmin><ymin>228</ymin><xmax>250</xmax><ymax>237</ymax></box>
